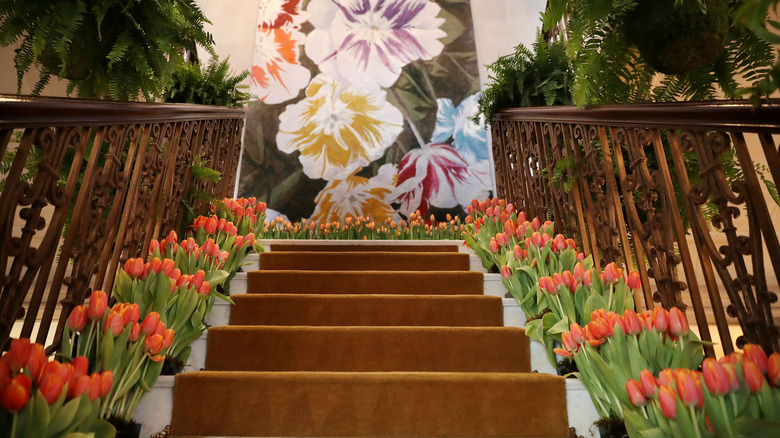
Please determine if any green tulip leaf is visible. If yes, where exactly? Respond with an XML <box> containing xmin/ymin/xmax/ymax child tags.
<box><xmin>45</xmin><ymin>396</ymin><xmax>81</xmax><ymax>437</ymax></box>
<box><xmin>584</xmin><ymin>293</ymin><xmax>608</xmax><ymax>323</ymax></box>
<box><xmin>88</xmin><ymin>418</ymin><xmax>117</xmax><ymax>438</ymax></box>
<box><xmin>559</xmin><ymin>248</ymin><xmax>577</xmax><ymax>272</ymax></box>
<box><xmin>98</xmin><ymin>331</ymin><xmax>115</xmax><ymax>371</ymax></box>
<box><xmin>623</xmin><ymin>409</ymin><xmax>653</xmax><ymax>438</ymax></box>
<box><xmin>548</xmin><ymin>316</ymin><xmax>570</xmax><ymax>335</ymax></box>
<box><xmin>210</xmin><ymin>288</ymin><xmax>235</xmax><ymax>305</ymax></box>
<box><xmin>205</xmin><ymin>269</ymin><xmax>229</xmax><ymax>287</ymax></box>
<box><xmin>524</xmin><ymin>318</ymin><xmax>545</xmax><ymax>343</ymax></box>
<box><xmin>732</xmin><ymin>417</ymin><xmax>780</xmax><ymax>437</ymax></box>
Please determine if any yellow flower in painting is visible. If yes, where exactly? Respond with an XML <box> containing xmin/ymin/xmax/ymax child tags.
<box><xmin>310</xmin><ymin>164</ymin><xmax>399</xmax><ymax>223</ymax></box>
<box><xmin>276</xmin><ymin>74</ymin><xmax>403</xmax><ymax>181</ymax></box>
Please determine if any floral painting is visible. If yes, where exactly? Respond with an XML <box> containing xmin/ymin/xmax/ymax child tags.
<box><xmin>240</xmin><ymin>0</ymin><xmax>491</xmax><ymax>222</ymax></box>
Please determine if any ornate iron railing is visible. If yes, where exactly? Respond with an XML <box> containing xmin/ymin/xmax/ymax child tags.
<box><xmin>0</xmin><ymin>95</ymin><xmax>245</xmax><ymax>351</ymax></box>
<box><xmin>491</xmin><ymin>100</ymin><xmax>780</xmax><ymax>356</ymax></box>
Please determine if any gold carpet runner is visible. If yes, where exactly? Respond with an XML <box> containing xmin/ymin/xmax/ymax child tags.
<box><xmin>170</xmin><ymin>243</ymin><xmax>569</xmax><ymax>437</ymax></box>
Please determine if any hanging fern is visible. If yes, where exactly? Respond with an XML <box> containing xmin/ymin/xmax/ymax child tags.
<box><xmin>0</xmin><ymin>0</ymin><xmax>215</xmax><ymax>101</ymax></box>
<box><xmin>543</xmin><ymin>0</ymin><xmax>776</xmax><ymax>107</ymax></box>
<box><xmin>162</xmin><ymin>56</ymin><xmax>250</xmax><ymax>108</ymax></box>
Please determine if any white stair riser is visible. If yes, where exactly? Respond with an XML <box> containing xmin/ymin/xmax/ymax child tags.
<box><xmin>134</xmin><ymin>376</ymin><xmax>174</xmax><ymax>438</ymax></box>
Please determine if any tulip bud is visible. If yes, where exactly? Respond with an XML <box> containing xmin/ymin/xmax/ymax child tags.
<box><xmin>500</xmin><ymin>265</ymin><xmax>512</xmax><ymax>279</ymax></box>
<box><xmin>676</xmin><ymin>370</ymin><xmax>702</xmax><ymax>407</ymax></box>
<box><xmin>67</xmin><ymin>305</ymin><xmax>88</xmax><ymax>332</ymax></box>
<box><xmin>532</xmin><ymin>217</ymin><xmax>541</xmax><ymax>230</ymax></box>
<box><xmin>530</xmin><ymin>232</ymin><xmax>543</xmax><ymax>247</ymax></box>
<box><xmin>743</xmin><ymin>344</ymin><xmax>768</xmax><ymax>374</ymax></box>
<box><xmin>562</xmin><ymin>332</ymin><xmax>579</xmax><ymax>353</ymax></box>
<box><xmin>552</xmin><ymin>234</ymin><xmax>567</xmax><ymax>252</ymax></box>
<box><xmin>218</xmin><ymin>251</ymin><xmax>229</xmax><ymax>264</ymax></box>
<box><xmin>653</xmin><ymin>307</ymin><xmax>669</xmax><ymax>332</ymax></box>
<box><xmin>140</xmin><ymin>312</ymin><xmax>161</xmax><ymax>336</ymax></box>
<box><xmin>702</xmin><ymin>358</ymin><xmax>730</xmax><ymax>396</ymax></box>
<box><xmin>25</xmin><ymin>343</ymin><xmax>46</xmax><ymax>382</ymax></box>
<box><xmin>144</xmin><ymin>334</ymin><xmax>164</xmax><ymax>356</ymax></box>
<box><xmin>743</xmin><ymin>359</ymin><xmax>766</xmax><ymax>393</ymax></box>
<box><xmin>128</xmin><ymin>323</ymin><xmax>140</xmax><ymax>342</ymax></box>
<box><xmin>71</xmin><ymin>356</ymin><xmax>89</xmax><ymax>380</ymax></box>
<box><xmin>191</xmin><ymin>270</ymin><xmax>205</xmax><ymax>290</ymax></box>
<box><xmin>582</xmin><ymin>270</ymin><xmax>593</xmax><ymax>287</ymax></box>
<box><xmin>103</xmin><ymin>312</ymin><xmax>123</xmax><ymax>336</ymax></box>
<box><xmin>573</xmin><ymin>263</ymin><xmax>586</xmax><ymax>281</ymax></box>
<box><xmin>88</xmin><ymin>373</ymin><xmax>101</xmax><ymax>401</ymax></box>
<box><xmin>768</xmin><ymin>353</ymin><xmax>780</xmax><ymax>387</ymax></box>
<box><xmin>124</xmin><ymin>258</ymin><xmax>145</xmax><ymax>279</ymax></box>
<box><xmin>626</xmin><ymin>379</ymin><xmax>647</xmax><ymax>407</ymax></box>
<box><xmin>570</xmin><ymin>323</ymin><xmax>584</xmax><ymax>345</ymax></box>
<box><xmin>538</xmin><ymin>276</ymin><xmax>556</xmax><ymax>294</ymax></box>
<box><xmin>87</xmin><ymin>290</ymin><xmax>108</xmax><ymax>321</ymax></box>
<box><xmin>165</xmin><ymin>230</ymin><xmax>178</xmax><ymax>246</ymax></box>
<box><xmin>205</xmin><ymin>216</ymin><xmax>218</xmax><ymax>234</ymax></box>
<box><xmin>148</xmin><ymin>238</ymin><xmax>160</xmax><ymax>254</ymax></box>
<box><xmin>0</xmin><ymin>374</ymin><xmax>31</xmax><ymax>411</ymax></box>
<box><xmin>602</xmin><ymin>262</ymin><xmax>623</xmax><ymax>284</ymax></box>
<box><xmin>69</xmin><ymin>375</ymin><xmax>91</xmax><ymax>399</ymax></box>
<box><xmin>198</xmin><ymin>281</ymin><xmax>210</xmax><ymax>296</ymax></box>
<box><xmin>39</xmin><ymin>373</ymin><xmax>65</xmax><ymax>404</ymax></box>
<box><xmin>639</xmin><ymin>369</ymin><xmax>657</xmax><ymax>398</ymax></box>
<box><xmin>161</xmin><ymin>258</ymin><xmax>176</xmax><ymax>277</ymax></box>
<box><xmin>722</xmin><ymin>363</ymin><xmax>740</xmax><ymax>392</ymax></box>
<box><xmin>154</xmin><ymin>321</ymin><xmax>166</xmax><ymax>337</ymax></box>
<box><xmin>658</xmin><ymin>369</ymin><xmax>677</xmax><ymax>387</ymax></box>
<box><xmin>6</xmin><ymin>338</ymin><xmax>31</xmax><ymax>373</ymax></box>
<box><xmin>669</xmin><ymin>308</ymin><xmax>690</xmax><ymax>336</ymax></box>
<box><xmin>626</xmin><ymin>271</ymin><xmax>641</xmax><ymax>290</ymax></box>
<box><xmin>658</xmin><ymin>385</ymin><xmax>678</xmax><ymax>418</ymax></box>
<box><xmin>489</xmin><ymin>238</ymin><xmax>499</xmax><ymax>253</ymax></box>
<box><xmin>100</xmin><ymin>371</ymin><xmax>113</xmax><ymax>397</ymax></box>
<box><xmin>163</xmin><ymin>329</ymin><xmax>175</xmax><ymax>350</ymax></box>
<box><xmin>623</xmin><ymin>310</ymin><xmax>643</xmax><ymax>335</ymax></box>
<box><xmin>504</xmin><ymin>220</ymin><xmax>516</xmax><ymax>237</ymax></box>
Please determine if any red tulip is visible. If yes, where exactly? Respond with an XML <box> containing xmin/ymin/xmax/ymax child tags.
<box><xmin>639</xmin><ymin>369</ymin><xmax>657</xmax><ymax>398</ymax></box>
<box><xmin>623</xmin><ymin>310</ymin><xmax>643</xmax><ymax>335</ymax></box>
<box><xmin>0</xmin><ymin>374</ymin><xmax>31</xmax><ymax>411</ymax></box>
<box><xmin>204</xmin><ymin>216</ymin><xmax>218</xmax><ymax>234</ymax></box>
<box><xmin>67</xmin><ymin>305</ymin><xmax>88</xmax><ymax>332</ymax></box>
<box><xmin>768</xmin><ymin>353</ymin><xmax>780</xmax><ymax>387</ymax></box>
<box><xmin>626</xmin><ymin>379</ymin><xmax>647</xmax><ymax>406</ymax></box>
<box><xmin>88</xmin><ymin>373</ymin><xmax>101</xmax><ymax>401</ymax></box>
<box><xmin>154</xmin><ymin>321</ymin><xmax>166</xmax><ymax>337</ymax></box>
<box><xmin>161</xmin><ymin>258</ymin><xmax>176</xmax><ymax>277</ymax></box>
<box><xmin>39</xmin><ymin>373</ymin><xmax>65</xmax><ymax>404</ymax></box>
<box><xmin>71</xmin><ymin>356</ymin><xmax>89</xmax><ymax>380</ymax></box>
<box><xmin>552</xmin><ymin>234</ymin><xmax>567</xmax><ymax>252</ymax></box>
<box><xmin>743</xmin><ymin>344</ymin><xmax>768</xmax><ymax>374</ymax></box>
<box><xmin>743</xmin><ymin>359</ymin><xmax>766</xmax><ymax>393</ymax></box>
<box><xmin>669</xmin><ymin>308</ymin><xmax>689</xmax><ymax>336</ymax></box>
<box><xmin>6</xmin><ymin>338</ymin><xmax>31</xmax><ymax>373</ymax></box>
<box><xmin>25</xmin><ymin>343</ymin><xmax>46</xmax><ymax>382</ymax></box>
<box><xmin>504</xmin><ymin>220</ymin><xmax>516</xmax><ymax>237</ymax></box>
<box><xmin>538</xmin><ymin>276</ymin><xmax>556</xmax><ymax>294</ymax></box>
<box><xmin>190</xmin><ymin>270</ymin><xmax>205</xmax><ymax>290</ymax></box>
<box><xmin>198</xmin><ymin>281</ymin><xmax>210</xmax><ymax>296</ymax></box>
<box><xmin>144</xmin><ymin>335</ymin><xmax>164</xmax><ymax>356</ymax></box>
<box><xmin>163</xmin><ymin>329</ymin><xmax>175</xmax><ymax>350</ymax></box>
<box><xmin>140</xmin><ymin>312</ymin><xmax>161</xmax><ymax>336</ymax></box>
<box><xmin>128</xmin><ymin>323</ymin><xmax>140</xmax><ymax>342</ymax></box>
<box><xmin>69</xmin><ymin>375</ymin><xmax>91</xmax><ymax>399</ymax></box>
<box><xmin>626</xmin><ymin>271</ymin><xmax>641</xmax><ymax>289</ymax></box>
<box><xmin>54</xmin><ymin>362</ymin><xmax>75</xmax><ymax>389</ymax></box>
<box><xmin>100</xmin><ymin>371</ymin><xmax>113</xmax><ymax>397</ymax></box>
<box><xmin>658</xmin><ymin>385</ymin><xmax>678</xmax><ymax>418</ymax></box>
<box><xmin>103</xmin><ymin>312</ymin><xmax>123</xmax><ymax>336</ymax></box>
<box><xmin>124</xmin><ymin>258</ymin><xmax>145</xmax><ymax>278</ymax></box>
<box><xmin>87</xmin><ymin>290</ymin><xmax>108</xmax><ymax>321</ymax></box>
<box><xmin>676</xmin><ymin>370</ymin><xmax>702</xmax><ymax>407</ymax></box>
<box><xmin>500</xmin><ymin>265</ymin><xmax>512</xmax><ymax>279</ymax></box>
<box><xmin>0</xmin><ymin>358</ymin><xmax>9</xmax><ymax>390</ymax></box>
<box><xmin>702</xmin><ymin>358</ymin><xmax>730</xmax><ymax>396</ymax></box>
<box><xmin>721</xmin><ymin>363</ymin><xmax>740</xmax><ymax>392</ymax></box>
<box><xmin>38</xmin><ymin>360</ymin><xmax>60</xmax><ymax>384</ymax></box>
<box><xmin>569</xmin><ymin>323</ymin><xmax>584</xmax><ymax>345</ymax></box>
<box><xmin>653</xmin><ymin>307</ymin><xmax>669</xmax><ymax>332</ymax></box>
<box><xmin>602</xmin><ymin>262</ymin><xmax>623</xmax><ymax>284</ymax></box>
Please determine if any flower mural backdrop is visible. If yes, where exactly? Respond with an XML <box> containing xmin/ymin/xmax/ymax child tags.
<box><xmin>240</xmin><ymin>0</ymin><xmax>491</xmax><ymax>222</ymax></box>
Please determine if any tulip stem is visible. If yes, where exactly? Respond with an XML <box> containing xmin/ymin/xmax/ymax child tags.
<box><xmin>10</xmin><ymin>413</ymin><xmax>17</xmax><ymax>438</ymax></box>
<box><xmin>719</xmin><ymin>397</ymin><xmax>733</xmax><ymax>437</ymax></box>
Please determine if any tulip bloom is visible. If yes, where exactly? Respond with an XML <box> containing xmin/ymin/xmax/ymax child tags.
<box><xmin>87</xmin><ymin>290</ymin><xmax>108</xmax><ymax>321</ymax></box>
<box><xmin>626</xmin><ymin>379</ymin><xmax>647</xmax><ymax>406</ymax></box>
<box><xmin>562</xmin><ymin>332</ymin><xmax>579</xmax><ymax>353</ymax></box>
<box><xmin>623</xmin><ymin>310</ymin><xmax>643</xmax><ymax>335</ymax></box>
<box><xmin>103</xmin><ymin>312</ymin><xmax>123</xmax><ymax>336</ymax></box>
<box><xmin>702</xmin><ymin>358</ymin><xmax>730</xmax><ymax>396</ymax></box>
<box><xmin>602</xmin><ymin>262</ymin><xmax>623</xmax><ymax>284</ymax></box>
<box><xmin>769</xmin><ymin>353</ymin><xmax>780</xmax><ymax>387</ymax></box>
<box><xmin>140</xmin><ymin>312</ymin><xmax>161</xmax><ymax>336</ymax></box>
<box><xmin>676</xmin><ymin>370</ymin><xmax>702</xmax><ymax>407</ymax></box>
<box><xmin>658</xmin><ymin>385</ymin><xmax>678</xmax><ymax>418</ymax></box>
<box><xmin>100</xmin><ymin>371</ymin><xmax>113</xmax><ymax>397</ymax></box>
<box><xmin>38</xmin><ymin>373</ymin><xmax>65</xmax><ymax>404</ymax></box>
<box><xmin>128</xmin><ymin>323</ymin><xmax>140</xmax><ymax>342</ymax></box>
<box><xmin>569</xmin><ymin>323</ymin><xmax>585</xmax><ymax>345</ymax></box>
<box><xmin>67</xmin><ymin>305</ymin><xmax>88</xmax><ymax>332</ymax></box>
<box><xmin>69</xmin><ymin>375</ymin><xmax>91</xmax><ymax>399</ymax></box>
<box><xmin>124</xmin><ymin>258</ymin><xmax>145</xmax><ymax>278</ymax></box>
<box><xmin>668</xmin><ymin>308</ymin><xmax>689</xmax><ymax>336</ymax></box>
<box><xmin>0</xmin><ymin>374</ymin><xmax>31</xmax><ymax>411</ymax></box>
<box><xmin>88</xmin><ymin>373</ymin><xmax>101</xmax><ymax>401</ymax></box>
<box><xmin>71</xmin><ymin>356</ymin><xmax>89</xmax><ymax>380</ymax></box>
<box><xmin>144</xmin><ymin>334</ymin><xmax>164</xmax><ymax>356</ymax></box>
<box><xmin>653</xmin><ymin>307</ymin><xmax>669</xmax><ymax>333</ymax></box>
<box><xmin>161</xmin><ymin>258</ymin><xmax>176</xmax><ymax>277</ymax></box>
<box><xmin>163</xmin><ymin>329</ymin><xmax>175</xmax><ymax>350</ymax></box>
<box><xmin>743</xmin><ymin>359</ymin><xmax>766</xmax><ymax>393</ymax></box>
<box><xmin>25</xmin><ymin>343</ymin><xmax>46</xmax><ymax>382</ymax></box>
<box><xmin>743</xmin><ymin>344</ymin><xmax>768</xmax><ymax>374</ymax></box>
<box><xmin>639</xmin><ymin>369</ymin><xmax>658</xmax><ymax>398</ymax></box>
<box><xmin>500</xmin><ymin>265</ymin><xmax>512</xmax><ymax>279</ymax></box>
<box><xmin>6</xmin><ymin>338</ymin><xmax>31</xmax><ymax>372</ymax></box>
<box><xmin>626</xmin><ymin>271</ymin><xmax>641</xmax><ymax>289</ymax></box>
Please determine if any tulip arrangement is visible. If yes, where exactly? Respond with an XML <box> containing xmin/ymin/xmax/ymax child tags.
<box><xmin>554</xmin><ymin>306</ymin><xmax>705</xmax><ymax>420</ymax></box>
<box><xmin>1</xmin><ymin>338</ymin><xmax>115</xmax><ymax>438</ymax></box>
<box><xmin>259</xmin><ymin>211</ymin><xmax>466</xmax><ymax>241</ymax></box>
<box><xmin>209</xmin><ymin>197</ymin><xmax>267</xmax><ymax>239</ymax></box>
<box><xmin>189</xmin><ymin>217</ymin><xmax>260</xmax><ymax>291</ymax></box>
<box><xmin>623</xmin><ymin>345</ymin><xmax>780</xmax><ymax>438</ymax></box>
<box><xmin>61</xmin><ymin>291</ymin><xmax>175</xmax><ymax>424</ymax></box>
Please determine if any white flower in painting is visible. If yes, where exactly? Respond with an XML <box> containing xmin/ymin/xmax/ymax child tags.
<box><xmin>251</xmin><ymin>27</ymin><xmax>311</xmax><ymax>105</ymax></box>
<box><xmin>392</xmin><ymin>143</ymin><xmax>491</xmax><ymax>216</ymax></box>
<box><xmin>310</xmin><ymin>164</ymin><xmax>399</xmax><ymax>223</ymax></box>
<box><xmin>431</xmin><ymin>94</ymin><xmax>489</xmax><ymax>162</ymax></box>
<box><xmin>276</xmin><ymin>74</ymin><xmax>404</xmax><ymax>181</ymax></box>
<box><xmin>305</xmin><ymin>0</ymin><xmax>446</xmax><ymax>89</ymax></box>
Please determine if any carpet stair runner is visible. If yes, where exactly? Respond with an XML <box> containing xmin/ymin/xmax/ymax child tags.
<box><xmin>170</xmin><ymin>243</ymin><xmax>569</xmax><ymax>437</ymax></box>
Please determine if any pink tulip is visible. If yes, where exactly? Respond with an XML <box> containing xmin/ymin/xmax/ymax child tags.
<box><xmin>626</xmin><ymin>271</ymin><xmax>641</xmax><ymax>289</ymax></box>
<box><xmin>500</xmin><ymin>265</ymin><xmax>512</xmax><ymax>279</ymax></box>
<box><xmin>702</xmin><ymin>358</ymin><xmax>730</xmax><ymax>396</ymax></box>
<box><xmin>602</xmin><ymin>262</ymin><xmax>623</xmax><ymax>284</ymax></box>
<box><xmin>626</xmin><ymin>379</ymin><xmax>647</xmax><ymax>406</ymax></box>
<box><xmin>658</xmin><ymin>385</ymin><xmax>678</xmax><ymax>418</ymax></box>
<box><xmin>669</xmin><ymin>308</ymin><xmax>689</xmax><ymax>336</ymax></box>
<box><xmin>653</xmin><ymin>307</ymin><xmax>669</xmax><ymax>332</ymax></box>
<box><xmin>743</xmin><ymin>344</ymin><xmax>768</xmax><ymax>374</ymax></box>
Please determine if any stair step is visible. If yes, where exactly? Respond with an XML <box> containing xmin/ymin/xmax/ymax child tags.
<box><xmin>229</xmin><ymin>294</ymin><xmax>504</xmax><ymax>326</ymax></box>
<box><xmin>264</xmin><ymin>241</ymin><xmax>461</xmax><ymax>252</ymax></box>
<box><xmin>205</xmin><ymin>326</ymin><xmax>530</xmax><ymax>372</ymax></box>
<box><xmin>170</xmin><ymin>371</ymin><xmax>568</xmax><ymax>437</ymax></box>
<box><xmin>247</xmin><ymin>270</ymin><xmax>484</xmax><ymax>295</ymax></box>
<box><xmin>258</xmin><ymin>251</ymin><xmax>470</xmax><ymax>271</ymax></box>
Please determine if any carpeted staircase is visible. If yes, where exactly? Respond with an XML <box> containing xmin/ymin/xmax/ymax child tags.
<box><xmin>170</xmin><ymin>243</ymin><xmax>569</xmax><ymax>437</ymax></box>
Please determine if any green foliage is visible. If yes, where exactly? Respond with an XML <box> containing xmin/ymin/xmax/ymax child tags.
<box><xmin>179</xmin><ymin>154</ymin><xmax>222</xmax><ymax>236</ymax></box>
<box><xmin>162</xmin><ymin>56</ymin><xmax>250</xmax><ymax>108</ymax></box>
<box><xmin>543</xmin><ymin>0</ymin><xmax>776</xmax><ymax>107</ymax></box>
<box><xmin>734</xmin><ymin>0</ymin><xmax>780</xmax><ymax>104</ymax></box>
<box><xmin>475</xmin><ymin>32</ymin><xmax>573</xmax><ymax>122</ymax></box>
<box><xmin>0</xmin><ymin>0</ymin><xmax>215</xmax><ymax>101</ymax></box>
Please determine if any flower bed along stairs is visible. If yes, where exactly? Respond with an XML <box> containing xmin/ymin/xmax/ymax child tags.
<box><xmin>167</xmin><ymin>241</ymin><xmax>570</xmax><ymax>437</ymax></box>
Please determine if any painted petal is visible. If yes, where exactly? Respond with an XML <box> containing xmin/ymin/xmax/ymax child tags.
<box><xmin>431</xmin><ymin>98</ymin><xmax>456</xmax><ymax>144</ymax></box>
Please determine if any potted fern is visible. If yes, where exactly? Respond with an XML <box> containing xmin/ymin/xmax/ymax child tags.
<box><xmin>162</xmin><ymin>56</ymin><xmax>250</xmax><ymax>108</ymax></box>
<box><xmin>0</xmin><ymin>0</ymin><xmax>215</xmax><ymax>100</ymax></box>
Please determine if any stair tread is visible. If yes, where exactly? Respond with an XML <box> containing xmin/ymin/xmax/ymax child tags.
<box><xmin>229</xmin><ymin>294</ymin><xmax>504</xmax><ymax>326</ymax></box>
<box><xmin>205</xmin><ymin>326</ymin><xmax>530</xmax><ymax>372</ymax></box>
<box><xmin>171</xmin><ymin>371</ymin><xmax>568</xmax><ymax>437</ymax></box>
<box><xmin>266</xmin><ymin>242</ymin><xmax>461</xmax><ymax>252</ymax></box>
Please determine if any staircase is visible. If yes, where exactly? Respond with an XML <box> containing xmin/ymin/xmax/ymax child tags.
<box><xmin>169</xmin><ymin>242</ymin><xmax>569</xmax><ymax>437</ymax></box>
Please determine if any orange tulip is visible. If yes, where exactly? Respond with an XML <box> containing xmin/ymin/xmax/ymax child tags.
<box><xmin>626</xmin><ymin>379</ymin><xmax>647</xmax><ymax>406</ymax></box>
<box><xmin>626</xmin><ymin>271</ymin><xmax>641</xmax><ymax>290</ymax></box>
<box><xmin>163</xmin><ymin>329</ymin><xmax>175</xmax><ymax>350</ymax></box>
<box><xmin>743</xmin><ymin>344</ymin><xmax>768</xmax><ymax>374</ymax></box>
<box><xmin>668</xmin><ymin>308</ymin><xmax>689</xmax><ymax>336</ymax></box>
<box><xmin>639</xmin><ymin>369</ymin><xmax>657</xmax><ymax>398</ymax></box>
<box><xmin>38</xmin><ymin>373</ymin><xmax>65</xmax><ymax>404</ymax></box>
<box><xmin>702</xmin><ymin>358</ymin><xmax>730</xmax><ymax>396</ymax></box>
<box><xmin>569</xmin><ymin>323</ymin><xmax>584</xmax><ymax>345</ymax></box>
<box><xmin>658</xmin><ymin>385</ymin><xmax>677</xmax><ymax>418</ymax></box>
<box><xmin>25</xmin><ymin>343</ymin><xmax>46</xmax><ymax>382</ymax></box>
<box><xmin>144</xmin><ymin>334</ymin><xmax>164</xmax><ymax>356</ymax></box>
<box><xmin>6</xmin><ymin>338</ymin><xmax>31</xmax><ymax>373</ymax></box>
<box><xmin>87</xmin><ymin>290</ymin><xmax>108</xmax><ymax>321</ymax></box>
<box><xmin>67</xmin><ymin>305</ymin><xmax>88</xmax><ymax>332</ymax></box>
<box><xmin>0</xmin><ymin>374</ymin><xmax>31</xmax><ymax>411</ymax></box>
<box><xmin>71</xmin><ymin>356</ymin><xmax>89</xmax><ymax>380</ymax></box>
<box><xmin>103</xmin><ymin>312</ymin><xmax>123</xmax><ymax>336</ymax></box>
<box><xmin>623</xmin><ymin>310</ymin><xmax>643</xmax><ymax>335</ymax></box>
<box><xmin>88</xmin><ymin>373</ymin><xmax>101</xmax><ymax>401</ymax></box>
<box><xmin>128</xmin><ymin>323</ymin><xmax>140</xmax><ymax>342</ymax></box>
<box><xmin>676</xmin><ymin>370</ymin><xmax>702</xmax><ymax>407</ymax></box>
<box><xmin>100</xmin><ymin>371</ymin><xmax>113</xmax><ymax>397</ymax></box>
<box><xmin>743</xmin><ymin>359</ymin><xmax>766</xmax><ymax>393</ymax></box>
<box><xmin>653</xmin><ymin>307</ymin><xmax>669</xmax><ymax>332</ymax></box>
<box><xmin>69</xmin><ymin>375</ymin><xmax>91</xmax><ymax>399</ymax></box>
<box><xmin>140</xmin><ymin>312</ymin><xmax>161</xmax><ymax>336</ymax></box>
<box><xmin>602</xmin><ymin>262</ymin><xmax>623</xmax><ymax>284</ymax></box>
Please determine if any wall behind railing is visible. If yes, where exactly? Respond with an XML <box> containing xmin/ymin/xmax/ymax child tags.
<box><xmin>491</xmin><ymin>101</ymin><xmax>780</xmax><ymax>356</ymax></box>
<box><xmin>0</xmin><ymin>95</ymin><xmax>246</xmax><ymax>351</ymax></box>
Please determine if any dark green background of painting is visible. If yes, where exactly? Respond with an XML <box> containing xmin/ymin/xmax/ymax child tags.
<box><xmin>238</xmin><ymin>0</ymin><xmax>481</xmax><ymax>221</ymax></box>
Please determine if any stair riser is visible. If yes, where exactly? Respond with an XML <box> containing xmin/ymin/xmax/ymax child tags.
<box><xmin>258</xmin><ymin>252</ymin><xmax>470</xmax><ymax>271</ymax></box>
<box><xmin>205</xmin><ymin>327</ymin><xmax>531</xmax><ymax>373</ymax></box>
